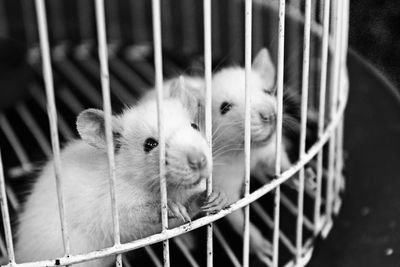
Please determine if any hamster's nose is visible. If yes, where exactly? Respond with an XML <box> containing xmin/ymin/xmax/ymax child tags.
<box><xmin>187</xmin><ymin>151</ymin><xmax>207</xmax><ymax>171</ymax></box>
<box><xmin>259</xmin><ymin>112</ymin><xmax>276</xmax><ymax>123</ymax></box>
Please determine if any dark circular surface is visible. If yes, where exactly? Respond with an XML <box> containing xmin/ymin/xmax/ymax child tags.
<box><xmin>308</xmin><ymin>49</ymin><xmax>400</xmax><ymax>267</ymax></box>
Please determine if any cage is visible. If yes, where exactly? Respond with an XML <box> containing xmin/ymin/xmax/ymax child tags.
<box><xmin>0</xmin><ymin>0</ymin><xmax>349</xmax><ymax>266</ymax></box>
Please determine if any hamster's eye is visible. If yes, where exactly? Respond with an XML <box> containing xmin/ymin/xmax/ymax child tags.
<box><xmin>220</xmin><ymin>102</ymin><xmax>233</xmax><ymax>115</ymax></box>
<box><xmin>191</xmin><ymin>123</ymin><xmax>199</xmax><ymax>131</ymax></box>
<box><xmin>144</xmin><ymin>137</ymin><xmax>158</xmax><ymax>153</ymax></box>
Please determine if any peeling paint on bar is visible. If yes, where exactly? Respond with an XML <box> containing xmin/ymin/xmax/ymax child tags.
<box><xmin>273</xmin><ymin>1</ymin><xmax>286</xmax><ymax>266</ymax></box>
<box><xmin>203</xmin><ymin>0</ymin><xmax>214</xmax><ymax>266</ymax></box>
<box><xmin>34</xmin><ymin>0</ymin><xmax>71</xmax><ymax>260</ymax></box>
<box><xmin>151</xmin><ymin>0</ymin><xmax>170</xmax><ymax>266</ymax></box>
<box><xmin>243</xmin><ymin>0</ymin><xmax>252</xmax><ymax>266</ymax></box>
<box><xmin>94</xmin><ymin>0</ymin><xmax>122</xmax><ymax>266</ymax></box>
<box><xmin>314</xmin><ymin>0</ymin><xmax>331</xmax><ymax>237</ymax></box>
<box><xmin>296</xmin><ymin>0</ymin><xmax>312</xmax><ymax>261</ymax></box>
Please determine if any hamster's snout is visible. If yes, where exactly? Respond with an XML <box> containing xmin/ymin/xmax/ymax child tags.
<box><xmin>259</xmin><ymin>111</ymin><xmax>276</xmax><ymax>124</ymax></box>
<box><xmin>187</xmin><ymin>150</ymin><xmax>207</xmax><ymax>171</ymax></box>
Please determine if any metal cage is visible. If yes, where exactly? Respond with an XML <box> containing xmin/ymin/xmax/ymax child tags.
<box><xmin>0</xmin><ymin>0</ymin><xmax>349</xmax><ymax>266</ymax></box>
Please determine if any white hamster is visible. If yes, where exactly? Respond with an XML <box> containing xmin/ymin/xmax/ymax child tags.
<box><xmin>165</xmin><ymin>48</ymin><xmax>293</xmax><ymax>263</ymax></box>
<box><xmin>209</xmin><ymin>48</ymin><xmax>292</xmax><ymax>263</ymax></box>
<box><xmin>15</xmin><ymin>81</ymin><xmax>213</xmax><ymax>267</ymax></box>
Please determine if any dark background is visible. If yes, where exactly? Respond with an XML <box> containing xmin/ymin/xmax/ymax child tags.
<box><xmin>308</xmin><ymin>1</ymin><xmax>400</xmax><ymax>266</ymax></box>
<box><xmin>350</xmin><ymin>0</ymin><xmax>400</xmax><ymax>92</ymax></box>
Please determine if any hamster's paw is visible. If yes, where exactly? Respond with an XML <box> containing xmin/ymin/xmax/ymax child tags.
<box><xmin>305</xmin><ymin>166</ymin><xmax>317</xmax><ymax>191</ymax></box>
<box><xmin>168</xmin><ymin>200</ymin><xmax>191</xmax><ymax>222</ymax></box>
<box><xmin>250</xmin><ymin>234</ymin><xmax>273</xmax><ymax>265</ymax></box>
<box><xmin>201</xmin><ymin>190</ymin><xmax>228</xmax><ymax>213</ymax></box>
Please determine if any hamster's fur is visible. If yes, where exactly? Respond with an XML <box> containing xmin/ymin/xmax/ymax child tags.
<box><xmin>210</xmin><ymin>49</ymin><xmax>292</xmax><ymax>262</ymax></box>
<box><xmin>15</xmin><ymin>86</ymin><xmax>212</xmax><ymax>266</ymax></box>
<box><xmin>165</xmin><ymin>48</ymin><xmax>294</xmax><ymax>263</ymax></box>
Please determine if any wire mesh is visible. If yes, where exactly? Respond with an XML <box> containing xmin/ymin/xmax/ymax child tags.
<box><xmin>0</xmin><ymin>0</ymin><xmax>348</xmax><ymax>266</ymax></box>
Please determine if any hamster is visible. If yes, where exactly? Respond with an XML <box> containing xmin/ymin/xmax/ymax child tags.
<box><xmin>209</xmin><ymin>48</ymin><xmax>290</xmax><ymax>263</ymax></box>
<box><xmin>207</xmin><ymin>49</ymin><xmax>318</xmax><ymax>263</ymax></box>
<box><xmin>14</xmin><ymin>80</ymin><xmax>214</xmax><ymax>267</ymax></box>
<box><xmin>163</xmin><ymin>48</ymin><xmax>294</xmax><ymax>263</ymax></box>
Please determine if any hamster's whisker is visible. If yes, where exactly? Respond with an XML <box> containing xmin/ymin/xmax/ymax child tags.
<box><xmin>213</xmin><ymin>148</ymin><xmax>244</xmax><ymax>158</ymax></box>
<box><xmin>212</xmin><ymin>123</ymin><xmax>245</xmax><ymax>144</ymax></box>
<box><xmin>212</xmin><ymin>144</ymin><xmax>243</xmax><ymax>156</ymax></box>
<box><xmin>212</xmin><ymin>119</ymin><xmax>244</xmax><ymax>138</ymax></box>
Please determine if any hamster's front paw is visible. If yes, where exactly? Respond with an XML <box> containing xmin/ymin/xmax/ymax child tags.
<box><xmin>250</xmin><ymin>233</ymin><xmax>273</xmax><ymax>265</ymax></box>
<box><xmin>201</xmin><ymin>190</ymin><xmax>228</xmax><ymax>213</ymax></box>
<box><xmin>167</xmin><ymin>200</ymin><xmax>191</xmax><ymax>222</ymax></box>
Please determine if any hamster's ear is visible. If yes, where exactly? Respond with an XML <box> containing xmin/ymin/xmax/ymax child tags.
<box><xmin>76</xmin><ymin>109</ymin><xmax>123</xmax><ymax>150</ymax></box>
<box><xmin>169</xmin><ymin>76</ymin><xmax>204</xmax><ymax>119</ymax></box>
<box><xmin>252</xmin><ymin>48</ymin><xmax>276</xmax><ymax>91</ymax></box>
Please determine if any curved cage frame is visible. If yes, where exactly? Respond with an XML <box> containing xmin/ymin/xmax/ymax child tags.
<box><xmin>0</xmin><ymin>0</ymin><xmax>349</xmax><ymax>266</ymax></box>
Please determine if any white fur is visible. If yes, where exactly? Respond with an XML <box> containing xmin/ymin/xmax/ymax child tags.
<box><xmin>15</xmin><ymin>98</ymin><xmax>212</xmax><ymax>266</ymax></box>
<box><xmin>170</xmin><ymin>49</ymin><xmax>293</xmax><ymax>260</ymax></box>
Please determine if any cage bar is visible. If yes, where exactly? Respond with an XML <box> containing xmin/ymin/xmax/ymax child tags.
<box><xmin>314</xmin><ymin>0</ymin><xmax>331</xmax><ymax>235</ymax></box>
<box><xmin>242</xmin><ymin>0</ymin><xmax>252</xmax><ymax>266</ymax></box>
<box><xmin>273</xmin><ymin>0</ymin><xmax>286</xmax><ymax>266</ymax></box>
<box><xmin>0</xmin><ymin>1</ymin><xmax>350</xmax><ymax>266</ymax></box>
<box><xmin>334</xmin><ymin>0</ymin><xmax>349</xmax><ymax>215</ymax></box>
<box><xmin>203</xmin><ymin>0</ymin><xmax>214</xmax><ymax>266</ymax></box>
<box><xmin>93</xmin><ymin>0</ymin><xmax>122</xmax><ymax>266</ymax></box>
<box><xmin>151</xmin><ymin>0</ymin><xmax>170</xmax><ymax>266</ymax></box>
<box><xmin>296</xmin><ymin>0</ymin><xmax>311</xmax><ymax>261</ymax></box>
<box><xmin>34</xmin><ymin>0</ymin><xmax>71</xmax><ymax>259</ymax></box>
<box><xmin>3</xmin><ymin>95</ymin><xmax>346</xmax><ymax>266</ymax></box>
<box><xmin>0</xmin><ymin>149</ymin><xmax>15</xmax><ymax>264</ymax></box>
<box><xmin>325</xmin><ymin>0</ymin><xmax>343</xmax><ymax>233</ymax></box>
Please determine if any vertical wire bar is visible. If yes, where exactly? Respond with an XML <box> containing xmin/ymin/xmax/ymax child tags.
<box><xmin>296</xmin><ymin>0</ymin><xmax>311</xmax><ymax>261</ymax></box>
<box><xmin>334</xmin><ymin>0</ymin><xmax>349</xmax><ymax>213</ymax></box>
<box><xmin>243</xmin><ymin>0</ymin><xmax>252</xmax><ymax>266</ymax></box>
<box><xmin>314</xmin><ymin>0</ymin><xmax>330</xmax><ymax>235</ymax></box>
<box><xmin>151</xmin><ymin>1</ymin><xmax>170</xmax><ymax>266</ymax></box>
<box><xmin>325</xmin><ymin>0</ymin><xmax>343</xmax><ymax>227</ymax></box>
<box><xmin>334</xmin><ymin>120</ymin><xmax>343</xmax><ymax>213</ymax></box>
<box><xmin>203</xmin><ymin>0</ymin><xmax>213</xmax><ymax>266</ymax></box>
<box><xmin>34</xmin><ymin>0</ymin><xmax>71</xmax><ymax>258</ymax></box>
<box><xmin>273</xmin><ymin>1</ymin><xmax>285</xmax><ymax>266</ymax></box>
<box><xmin>94</xmin><ymin>1</ymin><xmax>122</xmax><ymax>266</ymax></box>
<box><xmin>340</xmin><ymin>0</ymin><xmax>350</xmax><ymax>193</ymax></box>
<box><xmin>0</xmin><ymin>149</ymin><xmax>15</xmax><ymax>263</ymax></box>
